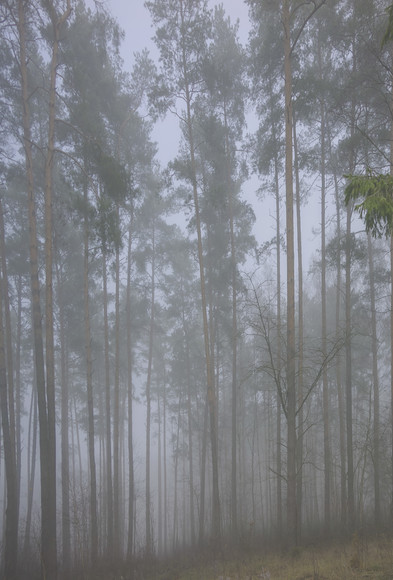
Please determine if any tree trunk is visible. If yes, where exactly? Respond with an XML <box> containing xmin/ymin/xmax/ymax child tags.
<box><xmin>179</xmin><ymin>0</ymin><xmax>221</xmax><ymax>542</ymax></box>
<box><xmin>318</xmin><ymin>40</ymin><xmax>331</xmax><ymax>532</ymax></box>
<box><xmin>17</xmin><ymin>0</ymin><xmax>55</xmax><ymax>574</ymax></box>
<box><xmin>126</xmin><ymin>214</ymin><xmax>134</xmax><ymax>560</ymax></box>
<box><xmin>273</xmin><ymin>150</ymin><xmax>283</xmax><ymax>539</ymax></box>
<box><xmin>23</xmin><ymin>387</ymin><xmax>37</xmax><ymax>558</ymax></box>
<box><xmin>283</xmin><ymin>0</ymin><xmax>297</xmax><ymax>546</ymax></box>
<box><xmin>56</xmin><ymin>257</ymin><xmax>71</xmax><ymax>576</ymax></box>
<box><xmin>113</xmin><ymin>203</ymin><xmax>121</xmax><ymax>558</ymax></box>
<box><xmin>224</xmin><ymin>105</ymin><xmax>238</xmax><ymax>541</ymax></box>
<box><xmin>145</xmin><ymin>224</ymin><xmax>155</xmax><ymax>555</ymax></box>
<box><xmin>83</xmin><ymin>179</ymin><xmax>98</xmax><ymax>564</ymax></box>
<box><xmin>367</xmin><ymin>234</ymin><xmax>380</xmax><ymax>527</ymax></box>
<box><xmin>0</xmin><ymin>215</ymin><xmax>18</xmax><ymax>579</ymax></box>
<box><xmin>345</xmin><ymin>202</ymin><xmax>355</xmax><ymax>530</ymax></box>
<box><xmin>102</xmin><ymin>249</ymin><xmax>114</xmax><ymax>557</ymax></box>
<box><xmin>293</xmin><ymin>111</ymin><xmax>304</xmax><ymax>541</ymax></box>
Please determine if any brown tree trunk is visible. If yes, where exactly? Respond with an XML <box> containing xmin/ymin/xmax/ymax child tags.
<box><xmin>293</xmin><ymin>111</ymin><xmax>304</xmax><ymax>541</ymax></box>
<box><xmin>318</xmin><ymin>40</ymin><xmax>331</xmax><ymax>531</ymax></box>
<box><xmin>83</xmin><ymin>180</ymin><xmax>98</xmax><ymax>564</ymax></box>
<box><xmin>102</xmin><ymin>249</ymin><xmax>114</xmax><ymax>557</ymax></box>
<box><xmin>145</xmin><ymin>224</ymin><xmax>155</xmax><ymax>555</ymax></box>
<box><xmin>126</xmin><ymin>214</ymin><xmax>134</xmax><ymax>560</ymax></box>
<box><xmin>56</xmin><ymin>257</ymin><xmax>71</xmax><ymax>576</ymax></box>
<box><xmin>179</xmin><ymin>0</ymin><xmax>221</xmax><ymax>541</ymax></box>
<box><xmin>367</xmin><ymin>234</ymin><xmax>380</xmax><ymax>527</ymax></box>
<box><xmin>113</xmin><ymin>209</ymin><xmax>121</xmax><ymax>558</ymax></box>
<box><xmin>283</xmin><ymin>0</ymin><xmax>297</xmax><ymax>545</ymax></box>
<box><xmin>17</xmin><ymin>0</ymin><xmax>56</xmax><ymax>574</ymax></box>
<box><xmin>345</xmin><ymin>202</ymin><xmax>355</xmax><ymax>530</ymax></box>
<box><xmin>224</xmin><ymin>105</ymin><xmax>238</xmax><ymax>541</ymax></box>
<box><xmin>0</xmin><ymin>207</ymin><xmax>18</xmax><ymax>579</ymax></box>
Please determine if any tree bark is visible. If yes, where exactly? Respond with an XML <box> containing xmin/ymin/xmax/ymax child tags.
<box><xmin>0</xmin><ymin>205</ymin><xmax>18</xmax><ymax>579</ymax></box>
<box><xmin>102</xmin><ymin>249</ymin><xmax>114</xmax><ymax>557</ymax></box>
<box><xmin>126</xmin><ymin>213</ymin><xmax>134</xmax><ymax>560</ymax></box>
<box><xmin>145</xmin><ymin>222</ymin><xmax>155</xmax><ymax>555</ymax></box>
<box><xmin>180</xmin><ymin>0</ymin><xmax>220</xmax><ymax>540</ymax></box>
<box><xmin>83</xmin><ymin>178</ymin><xmax>98</xmax><ymax>564</ymax></box>
<box><xmin>283</xmin><ymin>0</ymin><xmax>297</xmax><ymax>545</ymax></box>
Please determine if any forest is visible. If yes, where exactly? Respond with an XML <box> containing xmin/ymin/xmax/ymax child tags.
<box><xmin>1</xmin><ymin>0</ymin><xmax>393</xmax><ymax>579</ymax></box>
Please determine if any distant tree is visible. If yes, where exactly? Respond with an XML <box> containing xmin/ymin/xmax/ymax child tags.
<box><xmin>146</xmin><ymin>0</ymin><xmax>223</xmax><ymax>543</ymax></box>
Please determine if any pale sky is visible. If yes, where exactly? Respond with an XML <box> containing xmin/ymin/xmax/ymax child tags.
<box><xmin>97</xmin><ymin>0</ymin><xmax>321</xmax><ymax>269</ymax></box>
<box><xmin>106</xmin><ymin>0</ymin><xmax>251</xmax><ymax>63</ymax></box>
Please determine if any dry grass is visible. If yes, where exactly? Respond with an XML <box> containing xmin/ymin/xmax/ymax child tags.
<box><xmin>140</xmin><ymin>534</ymin><xmax>393</xmax><ymax>580</ymax></box>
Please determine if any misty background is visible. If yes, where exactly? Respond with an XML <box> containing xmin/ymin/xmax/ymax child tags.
<box><xmin>0</xmin><ymin>0</ymin><xmax>392</xmax><ymax>579</ymax></box>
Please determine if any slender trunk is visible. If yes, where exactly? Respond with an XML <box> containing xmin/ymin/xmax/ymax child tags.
<box><xmin>102</xmin><ymin>249</ymin><xmax>113</xmax><ymax>556</ymax></box>
<box><xmin>179</xmin><ymin>0</ymin><xmax>220</xmax><ymax>541</ymax></box>
<box><xmin>198</xmin><ymin>395</ymin><xmax>208</xmax><ymax>545</ymax></box>
<box><xmin>318</xmin><ymin>41</ymin><xmax>331</xmax><ymax>531</ymax></box>
<box><xmin>184</xmin><ymin>335</ymin><xmax>195</xmax><ymax>546</ymax></box>
<box><xmin>17</xmin><ymin>1</ymin><xmax>53</xmax><ymax>574</ymax></box>
<box><xmin>367</xmin><ymin>234</ymin><xmax>380</xmax><ymax>527</ymax></box>
<box><xmin>274</xmin><ymin>151</ymin><xmax>282</xmax><ymax>538</ymax></box>
<box><xmin>0</xmin><ymin>201</ymin><xmax>17</xmax><ymax>519</ymax></box>
<box><xmin>283</xmin><ymin>0</ymin><xmax>297</xmax><ymax>545</ymax></box>
<box><xmin>56</xmin><ymin>259</ymin><xmax>71</xmax><ymax>575</ymax></box>
<box><xmin>44</xmin><ymin>7</ymin><xmax>71</xmax><ymax>575</ymax></box>
<box><xmin>145</xmin><ymin>224</ymin><xmax>155</xmax><ymax>555</ymax></box>
<box><xmin>345</xmin><ymin>202</ymin><xmax>355</xmax><ymax>530</ymax></box>
<box><xmin>23</xmin><ymin>387</ymin><xmax>37</xmax><ymax>557</ymax></box>
<box><xmin>157</xmin><ymin>388</ymin><xmax>163</xmax><ymax>554</ymax></box>
<box><xmin>14</xmin><ymin>275</ymin><xmax>22</xmax><ymax>517</ymax></box>
<box><xmin>293</xmin><ymin>111</ymin><xmax>304</xmax><ymax>541</ymax></box>
<box><xmin>83</xmin><ymin>180</ymin><xmax>98</xmax><ymax>563</ymax></box>
<box><xmin>163</xmin><ymin>382</ymin><xmax>168</xmax><ymax>555</ymax></box>
<box><xmin>224</xmin><ymin>105</ymin><xmax>238</xmax><ymax>540</ymax></box>
<box><xmin>113</xmin><ymin>206</ymin><xmax>121</xmax><ymax>558</ymax></box>
<box><xmin>126</xmin><ymin>214</ymin><xmax>134</xmax><ymax>560</ymax></box>
<box><xmin>0</xmin><ymin>245</ymin><xmax>18</xmax><ymax>579</ymax></box>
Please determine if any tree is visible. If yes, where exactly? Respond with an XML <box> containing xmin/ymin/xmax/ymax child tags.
<box><xmin>146</xmin><ymin>0</ymin><xmax>222</xmax><ymax>543</ymax></box>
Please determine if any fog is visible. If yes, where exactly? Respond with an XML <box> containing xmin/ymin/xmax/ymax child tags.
<box><xmin>0</xmin><ymin>0</ymin><xmax>392</xmax><ymax>579</ymax></box>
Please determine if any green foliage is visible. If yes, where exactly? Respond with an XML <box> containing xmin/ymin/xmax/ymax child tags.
<box><xmin>382</xmin><ymin>3</ymin><xmax>393</xmax><ymax>46</ymax></box>
<box><xmin>344</xmin><ymin>171</ymin><xmax>393</xmax><ymax>238</ymax></box>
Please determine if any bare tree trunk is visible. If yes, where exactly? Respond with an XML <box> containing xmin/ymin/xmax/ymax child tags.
<box><xmin>145</xmin><ymin>224</ymin><xmax>155</xmax><ymax>555</ymax></box>
<box><xmin>16</xmin><ymin>0</ymin><xmax>55</xmax><ymax>574</ymax></box>
<box><xmin>179</xmin><ymin>0</ymin><xmax>221</xmax><ymax>541</ymax></box>
<box><xmin>198</xmin><ymin>396</ymin><xmax>208</xmax><ymax>546</ymax></box>
<box><xmin>274</xmin><ymin>153</ymin><xmax>283</xmax><ymax>539</ymax></box>
<box><xmin>56</xmin><ymin>257</ymin><xmax>71</xmax><ymax>576</ymax></box>
<box><xmin>317</xmin><ymin>43</ymin><xmax>331</xmax><ymax>532</ymax></box>
<box><xmin>126</xmin><ymin>214</ymin><xmax>134</xmax><ymax>560</ymax></box>
<box><xmin>366</xmin><ymin>234</ymin><xmax>380</xmax><ymax>527</ymax></box>
<box><xmin>283</xmin><ymin>0</ymin><xmax>297</xmax><ymax>545</ymax></box>
<box><xmin>44</xmin><ymin>6</ymin><xmax>72</xmax><ymax>576</ymax></box>
<box><xmin>0</xmin><ymin>201</ymin><xmax>17</xmax><ymax>523</ymax></box>
<box><xmin>223</xmin><ymin>105</ymin><xmax>238</xmax><ymax>541</ymax></box>
<box><xmin>83</xmin><ymin>180</ymin><xmax>98</xmax><ymax>564</ymax></box>
<box><xmin>23</xmin><ymin>386</ymin><xmax>37</xmax><ymax>558</ymax></box>
<box><xmin>0</xmin><ymin>217</ymin><xmax>18</xmax><ymax>579</ymax></box>
<box><xmin>102</xmin><ymin>249</ymin><xmax>113</xmax><ymax>557</ymax></box>
<box><xmin>185</xmin><ymin>337</ymin><xmax>196</xmax><ymax>546</ymax></box>
<box><xmin>293</xmin><ymin>111</ymin><xmax>304</xmax><ymax>541</ymax></box>
<box><xmin>345</xmin><ymin>202</ymin><xmax>355</xmax><ymax>530</ymax></box>
<box><xmin>113</xmin><ymin>204</ymin><xmax>121</xmax><ymax>559</ymax></box>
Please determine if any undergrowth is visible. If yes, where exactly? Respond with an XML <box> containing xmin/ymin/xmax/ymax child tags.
<box><xmin>127</xmin><ymin>533</ymin><xmax>393</xmax><ymax>580</ymax></box>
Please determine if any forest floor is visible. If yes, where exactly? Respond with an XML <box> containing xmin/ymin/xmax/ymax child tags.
<box><xmin>132</xmin><ymin>533</ymin><xmax>393</xmax><ymax>580</ymax></box>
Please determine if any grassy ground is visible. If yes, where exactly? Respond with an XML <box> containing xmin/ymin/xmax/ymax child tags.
<box><xmin>138</xmin><ymin>533</ymin><xmax>393</xmax><ymax>580</ymax></box>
